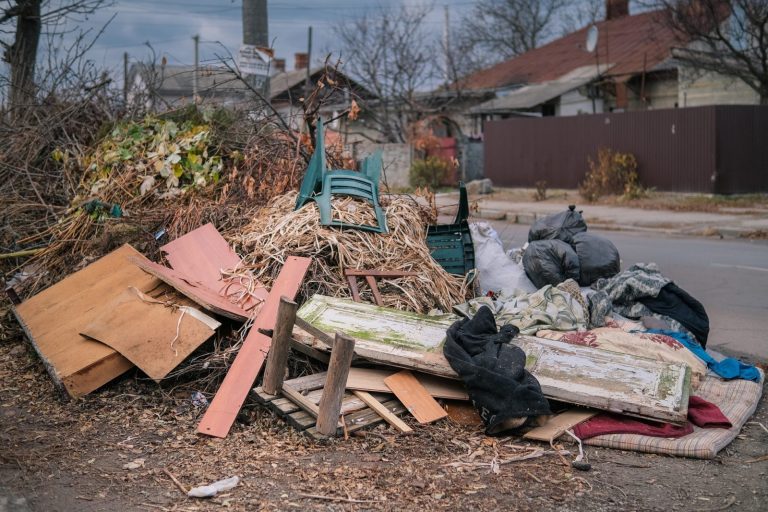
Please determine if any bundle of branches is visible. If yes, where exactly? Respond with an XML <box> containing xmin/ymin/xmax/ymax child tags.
<box><xmin>0</xmin><ymin>96</ymin><xmax>118</xmax><ymax>258</ymax></box>
<box><xmin>229</xmin><ymin>192</ymin><xmax>471</xmax><ymax>313</ymax></box>
<box><xmin>5</xmin><ymin>107</ymin><xmax>305</xmax><ymax>298</ymax></box>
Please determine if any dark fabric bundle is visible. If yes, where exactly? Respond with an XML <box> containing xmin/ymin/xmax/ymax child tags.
<box><xmin>571</xmin><ymin>232</ymin><xmax>621</xmax><ymax>286</ymax></box>
<box><xmin>522</xmin><ymin>239</ymin><xmax>581</xmax><ymax>288</ymax></box>
<box><xmin>444</xmin><ymin>306</ymin><xmax>551</xmax><ymax>435</ymax></box>
<box><xmin>528</xmin><ymin>205</ymin><xmax>587</xmax><ymax>244</ymax></box>
<box><xmin>640</xmin><ymin>283</ymin><xmax>710</xmax><ymax>347</ymax></box>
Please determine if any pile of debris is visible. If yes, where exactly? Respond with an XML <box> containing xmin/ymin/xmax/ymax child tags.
<box><xmin>4</xmin><ymin>116</ymin><xmax>765</xmax><ymax>499</ymax></box>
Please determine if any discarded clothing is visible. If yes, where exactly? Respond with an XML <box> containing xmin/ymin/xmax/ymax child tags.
<box><xmin>582</xmin><ymin>288</ymin><xmax>612</xmax><ymax>328</ymax></box>
<box><xmin>640</xmin><ymin>283</ymin><xmax>710</xmax><ymax>347</ymax></box>
<box><xmin>593</xmin><ymin>263</ymin><xmax>709</xmax><ymax>345</ymax></box>
<box><xmin>536</xmin><ymin>327</ymin><xmax>707</xmax><ymax>387</ymax></box>
<box><xmin>522</xmin><ymin>239</ymin><xmax>580</xmax><ymax>289</ymax></box>
<box><xmin>573</xmin><ymin>396</ymin><xmax>731</xmax><ymax>440</ymax></box>
<box><xmin>646</xmin><ymin>329</ymin><xmax>761</xmax><ymax>383</ymax></box>
<box><xmin>444</xmin><ymin>306</ymin><xmax>551</xmax><ymax>435</ymax></box>
<box><xmin>592</xmin><ymin>263</ymin><xmax>670</xmax><ymax>317</ymax></box>
<box><xmin>454</xmin><ymin>280</ymin><xmax>587</xmax><ymax>335</ymax></box>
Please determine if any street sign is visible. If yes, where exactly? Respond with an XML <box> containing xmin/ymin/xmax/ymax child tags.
<box><xmin>238</xmin><ymin>45</ymin><xmax>270</xmax><ymax>76</ymax></box>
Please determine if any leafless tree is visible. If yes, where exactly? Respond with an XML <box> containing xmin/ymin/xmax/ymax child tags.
<box><xmin>560</xmin><ymin>0</ymin><xmax>606</xmax><ymax>34</ymax></box>
<box><xmin>331</xmin><ymin>3</ymin><xmax>438</xmax><ymax>143</ymax></box>
<box><xmin>454</xmin><ymin>0</ymin><xmax>568</xmax><ymax>71</ymax></box>
<box><xmin>1</xmin><ymin>0</ymin><xmax>109</xmax><ymax>115</ymax></box>
<box><xmin>648</xmin><ymin>0</ymin><xmax>768</xmax><ymax>104</ymax></box>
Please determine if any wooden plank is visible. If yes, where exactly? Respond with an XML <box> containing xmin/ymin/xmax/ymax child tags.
<box><xmin>281</xmin><ymin>384</ymin><xmax>320</xmax><ymax>417</ymax></box>
<box><xmin>298</xmin><ymin>295</ymin><xmax>692</xmax><ymax>424</ymax></box>
<box><xmin>12</xmin><ymin>245</ymin><xmax>158</xmax><ymax>398</ymax></box>
<box><xmin>306</xmin><ymin>399</ymin><xmax>408</xmax><ymax>440</ymax></box>
<box><xmin>161</xmin><ymin>223</ymin><xmax>268</xmax><ymax>311</ymax></box>
<box><xmin>384</xmin><ymin>371</ymin><xmax>447</xmax><ymax>424</ymax></box>
<box><xmin>524</xmin><ymin>409</ymin><xmax>598</xmax><ymax>442</ymax></box>
<box><xmin>132</xmin><ymin>257</ymin><xmax>251</xmax><ymax>321</ymax></box>
<box><xmin>196</xmin><ymin>256</ymin><xmax>311</xmax><ymax>438</ymax></box>
<box><xmin>346</xmin><ymin>367</ymin><xmax>468</xmax><ymax>400</ymax></box>
<box><xmin>80</xmin><ymin>287</ymin><xmax>219</xmax><ymax>381</ymax></box>
<box><xmin>353</xmin><ymin>391</ymin><xmax>413</xmax><ymax>433</ymax></box>
<box><xmin>444</xmin><ymin>401</ymin><xmax>483</xmax><ymax>427</ymax></box>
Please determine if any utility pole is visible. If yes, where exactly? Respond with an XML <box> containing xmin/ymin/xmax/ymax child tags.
<box><xmin>192</xmin><ymin>34</ymin><xmax>199</xmax><ymax>102</ymax></box>
<box><xmin>123</xmin><ymin>52</ymin><xmax>129</xmax><ymax>104</ymax></box>
<box><xmin>304</xmin><ymin>26</ymin><xmax>313</xmax><ymax>99</ymax></box>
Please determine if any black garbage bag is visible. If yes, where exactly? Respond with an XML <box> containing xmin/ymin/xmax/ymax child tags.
<box><xmin>571</xmin><ymin>232</ymin><xmax>621</xmax><ymax>286</ymax></box>
<box><xmin>640</xmin><ymin>282</ymin><xmax>710</xmax><ymax>347</ymax></box>
<box><xmin>522</xmin><ymin>239</ymin><xmax>580</xmax><ymax>289</ymax></box>
<box><xmin>444</xmin><ymin>306</ymin><xmax>551</xmax><ymax>435</ymax></box>
<box><xmin>528</xmin><ymin>205</ymin><xmax>587</xmax><ymax>244</ymax></box>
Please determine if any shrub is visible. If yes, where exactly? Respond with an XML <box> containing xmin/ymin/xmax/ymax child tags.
<box><xmin>533</xmin><ymin>180</ymin><xmax>548</xmax><ymax>201</ymax></box>
<box><xmin>409</xmin><ymin>156</ymin><xmax>450</xmax><ymax>189</ymax></box>
<box><xmin>579</xmin><ymin>148</ymin><xmax>646</xmax><ymax>202</ymax></box>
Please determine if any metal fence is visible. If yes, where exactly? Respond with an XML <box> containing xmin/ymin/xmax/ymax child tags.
<box><xmin>483</xmin><ymin>105</ymin><xmax>768</xmax><ymax>194</ymax></box>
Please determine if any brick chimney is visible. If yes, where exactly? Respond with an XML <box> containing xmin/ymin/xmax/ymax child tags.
<box><xmin>273</xmin><ymin>58</ymin><xmax>286</xmax><ymax>73</ymax></box>
<box><xmin>294</xmin><ymin>52</ymin><xmax>308</xmax><ymax>70</ymax></box>
<box><xmin>606</xmin><ymin>0</ymin><xmax>629</xmax><ymax>20</ymax></box>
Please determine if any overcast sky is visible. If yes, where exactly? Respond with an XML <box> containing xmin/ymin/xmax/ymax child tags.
<box><xmin>55</xmin><ymin>0</ymin><xmax>474</xmax><ymax>79</ymax></box>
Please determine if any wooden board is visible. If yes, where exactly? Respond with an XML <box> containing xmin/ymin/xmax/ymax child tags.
<box><xmin>444</xmin><ymin>400</ymin><xmax>483</xmax><ymax>427</ymax></box>
<box><xmin>132</xmin><ymin>258</ymin><xmax>251</xmax><ymax>321</ymax></box>
<box><xmin>12</xmin><ymin>245</ymin><xmax>156</xmax><ymax>398</ymax></box>
<box><xmin>161</xmin><ymin>223</ymin><xmax>267</xmax><ymax>311</ymax></box>
<box><xmin>524</xmin><ymin>409</ymin><xmax>598</xmax><ymax>442</ymax></box>
<box><xmin>80</xmin><ymin>287</ymin><xmax>220</xmax><ymax>381</ymax></box>
<box><xmin>353</xmin><ymin>390</ymin><xmax>412</xmax><ymax>433</ymax></box>
<box><xmin>297</xmin><ymin>295</ymin><xmax>692</xmax><ymax>424</ymax></box>
<box><xmin>346</xmin><ymin>367</ymin><xmax>468</xmax><ymax>400</ymax></box>
<box><xmin>384</xmin><ymin>371</ymin><xmax>447</xmax><ymax>424</ymax></box>
<box><xmin>196</xmin><ymin>256</ymin><xmax>311</xmax><ymax>438</ymax></box>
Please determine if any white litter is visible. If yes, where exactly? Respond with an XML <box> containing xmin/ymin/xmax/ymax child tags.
<box><xmin>187</xmin><ymin>476</ymin><xmax>240</xmax><ymax>498</ymax></box>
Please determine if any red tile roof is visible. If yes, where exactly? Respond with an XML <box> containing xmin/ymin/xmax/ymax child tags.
<box><xmin>460</xmin><ymin>9</ymin><xmax>682</xmax><ymax>90</ymax></box>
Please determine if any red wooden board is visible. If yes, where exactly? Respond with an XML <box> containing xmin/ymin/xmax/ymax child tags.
<box><xmin>161</xmin><ymin>224</ymin><xmax>268</xmax><ymax>312</ymax></box>
<box><xmin>196</xmin><ymin>256</ymin><xmax>312</xmax><ymax>438</ymax></box>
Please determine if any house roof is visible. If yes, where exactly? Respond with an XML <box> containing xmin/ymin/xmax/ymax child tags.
<box><xmin>469</xmin><ymin>65</ymin><xmax>602</xmax><ymax>114</ymax></box>
<box><xmin>459</xmin><ymin>9</ymin><xmax>681</xmax><ymax>90</ymax></box>
<box><xmin>130</xmin><ymin>64</ymin><xmax>372</xmax><ymax>101</ymax></box>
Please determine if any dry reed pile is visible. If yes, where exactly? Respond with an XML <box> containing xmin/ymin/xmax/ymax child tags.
<box><xmin>230</xmin><ymin>192</ymin><xmax>471</xmax><ymax>313</ymax></box>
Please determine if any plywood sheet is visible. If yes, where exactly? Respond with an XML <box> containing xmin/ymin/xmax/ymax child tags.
<box><xmin>132</xmin><ymin>257</ymin><xmax>250</xmax><ymax>321</ymax></box>
<box><xmin>524</xmin><ymin>409</ymin><xmax>597</xmax><ymax>442</ymax></box>
<box><xmin>197</xmin><ymin>255</ymin><xmax>312</xmax><ymax>438</ymax></box>
<box><xmin>297</xmin><ymin>295</ymin><xmax>692</xmax><ymax>424</ymax></box>
<box><xmin>80</xmin><ymin>288</ymin><xmax>220</xmax><ymax>381</ymax></box>
<box><xmin>12</xmin><ymin>245</ymin><xmax>157</xmax><ymax>398</ymax></box>
<box><xmin>346</xmin><ymin>367</ymin><xmax>468</xmax><ymax>400</ymax></box>
<box><xmin>384</xmin><ymin>371</ymin><xmax>447</xmax><ymax>424</ymax></box>
<box><xmin>161</xmin><ymin>223</ymin><xmax>267</xmax><ymax>311</ymax></box>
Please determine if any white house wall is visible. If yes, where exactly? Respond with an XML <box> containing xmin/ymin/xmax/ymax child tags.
<box><xmin>678</xmin><ymin>68</ymin><xmax>759</xmax><ymax>107</ymax></box>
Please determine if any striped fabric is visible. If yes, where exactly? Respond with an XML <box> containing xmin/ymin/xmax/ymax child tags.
<box><xmin>582</xmin><ymin>368</ymin><xmax>764</xmax><ymax>459</ymax></box>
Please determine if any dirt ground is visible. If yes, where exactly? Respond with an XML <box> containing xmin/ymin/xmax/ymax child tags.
<box><xmin>1</xmin><ymin>321</ymin><xmax>767</xmax><ymax>512</ymax></box>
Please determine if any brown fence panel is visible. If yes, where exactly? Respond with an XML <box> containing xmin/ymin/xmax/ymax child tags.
<box><xmin>484</xmin><ymin>106</ymin><xmax>768</xmax><ymax>193</ymax></box>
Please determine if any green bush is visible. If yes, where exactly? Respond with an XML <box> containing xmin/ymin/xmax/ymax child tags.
<box><xmin>409</xmin><ymin>156</ymin><xmax>450</xmax><ymax>189</ymax></box>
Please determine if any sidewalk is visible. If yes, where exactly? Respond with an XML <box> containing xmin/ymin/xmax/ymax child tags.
<box><xmin>435</xmin><ymin>191</ymin><xmax>768</xmax><ymax>239</ymax></box>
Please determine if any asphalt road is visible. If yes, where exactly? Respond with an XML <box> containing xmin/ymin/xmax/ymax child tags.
<box><xmin>488</xmin><ymin>222</ymin><xmax>768</xmax><ymax>362</ymax></box>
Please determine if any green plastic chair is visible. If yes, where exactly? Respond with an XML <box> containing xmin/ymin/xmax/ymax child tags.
<box><xmin>426</xmin><ymin>182</ymin><xmax>475</xmax><ymax>275</ymax></box>
<box><xmin>295</xmin><ymin>118</ymin><xmax>388</xmax><ymax>233</ymax></box>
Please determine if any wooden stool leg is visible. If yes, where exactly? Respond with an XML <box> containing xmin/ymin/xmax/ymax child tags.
<box><xmin>316</xmin><ymin>333</ymin><xmax>356</xmax><ymax>436</ymax></box>
<box><xmin>262</xmin><ymin>297</ymin><xmax>298</xmax><ymax>395</ymax></box>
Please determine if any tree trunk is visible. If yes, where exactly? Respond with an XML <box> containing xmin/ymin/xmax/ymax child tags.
<box><xmin>8</xmin><ymin>0</ymin><xmax>42</xmax><ymax>116</ymax></box>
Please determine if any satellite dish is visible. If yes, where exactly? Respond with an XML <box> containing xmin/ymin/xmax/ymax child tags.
<box><xmin>586</xmin><ymin>25</ymin><xmax>599</xmax><ymax>53</ymax></box>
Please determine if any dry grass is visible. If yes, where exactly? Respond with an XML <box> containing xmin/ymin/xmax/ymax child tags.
<box><xmin>229</xmin><ymin>192</ymin><xmax>472</xmax><ymax>313</ymax></box>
